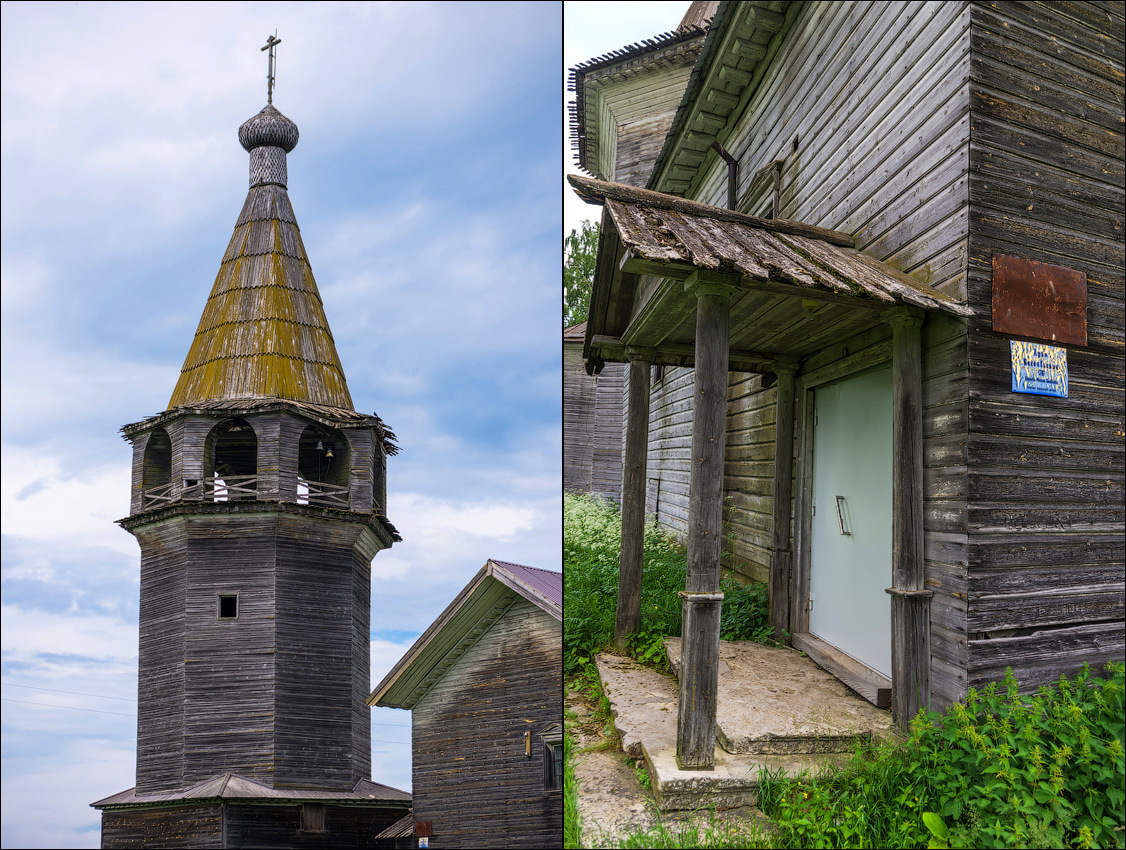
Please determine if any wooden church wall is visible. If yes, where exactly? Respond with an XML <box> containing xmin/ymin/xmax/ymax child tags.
<box><xmin>410</xmin><ymin>597</ymin><xmax>562</xmax><ymax>849</ymax></box>
<box><xmin>590</xmin><ymin>361</ymin><xmax>626</xmax><ymax>503</ymax></box>
<box><xmin>564</xmin><ymin>342</ymin><xmax>596</xmax><ymax>494</ymax></box>
<box><xmin>963</xmin><ymin>0</ymin><xmax>1126</xmax><ymax>691</ymax></box>
<box><xmin>640</xmin><ymin>2</ymin><xmax>974</xmax><ymax>692</ymax></box>
<box><xmin>565</xmin><ymin>341</ymin><xmax>625</xmax><ymax>503</ymax></box>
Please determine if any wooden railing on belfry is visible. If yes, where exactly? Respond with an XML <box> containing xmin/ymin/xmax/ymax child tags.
<box><xmin>141</xmin><ymin>476</ymin><xmax>350</xmax><ymax>510</ymax></box>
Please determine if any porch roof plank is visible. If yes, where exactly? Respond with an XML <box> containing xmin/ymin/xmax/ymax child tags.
<box><xmin>570</xmin><ymin>173</ymin><xmax>971</xmax><ymax>370</ymax></box>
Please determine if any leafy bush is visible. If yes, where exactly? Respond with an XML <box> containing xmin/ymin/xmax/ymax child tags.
<box><xmin>564</xmin><ymin>493</ymin><xmax>780</xmax><ymax>675</ymax></box>
<box><xmin>758</xmin><ymin>663</ymin><xmax>1126</xmax><ymax>849</ymax></box>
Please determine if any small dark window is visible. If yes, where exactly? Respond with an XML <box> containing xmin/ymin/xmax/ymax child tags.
<box><xmin>301</xmin><ymin>803</ymin><xmax>326</xmax><ymax>833</ymax></box>
<box><xmin>543</xmin><ymin>738</ymin><xmax>564</xmax><ymax>791</ymax></box>
<box><xmin>218</xmin><ymin>595</ymin><xmax>238</xmax><ymax>619</ymax></box>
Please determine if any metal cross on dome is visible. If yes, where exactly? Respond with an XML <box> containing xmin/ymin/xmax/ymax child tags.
<box><xmin>262</xmin><ymin>33</ymin><xmax>281</xmax><ymax>105</ymax></box>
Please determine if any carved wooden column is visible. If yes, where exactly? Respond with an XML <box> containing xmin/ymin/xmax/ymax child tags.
<box><xmin>678</xmin><ymin>271</ymin><xmax>735</xmax><ymax>770</ymax></box>
<box><xmin>885</xmin><ymin>309</ymin><xmax>931</xmax><ymax>730</ymax></box>
<box><xmin>615</xmin><ymin>347</ymin><xmax>654</xmax><ymax>649</ymax></box>
<box><xmin>769</xmin><ymin>363</ymin><xmax>798</xmax><ymax>639</ymax></box>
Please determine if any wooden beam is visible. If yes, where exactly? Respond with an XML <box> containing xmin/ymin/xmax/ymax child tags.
<box><xmin>589</xmin><ymin>333</ymin><xmax>775</xmax><ymax>373</ymax></box>
<box><xmin>567</xmin><ymin>174</ymin><xmax>855</xmax><ymax>246</ymax></box>
<box><xmin>619</xmin><ymin>254</ymin><xmax>898</xmax><ymax>315</ymax></box>
<box><xmin>677</xmin><ymin>270</ymin><xmax>736</xmax><ymax>770</ymax></box>
<box><xmin>886</xmin><ymin>310</ymin><xmax>929</xmax><ymax>730</ymax></box>
<box><xmin>616</xmin><ymin>350</ymin><xmax>654</xmax><ymax>650</ymax></box>
<box><xmin>769</xmin><ymin>365</ymin><xmax>797</xmax><ymax>638</ymax></box>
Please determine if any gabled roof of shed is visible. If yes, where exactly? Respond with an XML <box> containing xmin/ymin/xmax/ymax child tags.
<box><xmin>368</xmin><ymin>559</ymin><xmax>561</xmax><ymax>710</ymax></box>
<box><xmin>92</xmin><ymin>772</ymin><xmax>410</xmax><ymax>809</ymax></box>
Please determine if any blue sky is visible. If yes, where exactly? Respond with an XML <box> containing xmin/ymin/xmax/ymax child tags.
<box><xmin>1</xmin><ymin>3</ymin><xmax>560</xmax><ymax>847</ymax></box>
<box><xmin>563</xmin><ymin>1</ymin><xmax>690</xmax><ymax>238</ymax></box>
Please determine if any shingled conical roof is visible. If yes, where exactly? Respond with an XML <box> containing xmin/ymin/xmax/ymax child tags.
<box><xmin>168</xmin><ymin>105</ymin><xmax>354</xmax><ymax>411</ymax></box>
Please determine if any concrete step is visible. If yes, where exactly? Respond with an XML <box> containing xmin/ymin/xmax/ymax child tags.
<box><xmin>595</xmin><ymin>653</ymin><xmax>852</xmax><ymax>811</ymax></box>
<box><xmin>664</xmin><ymin>638</ymin><xmax>895</xmax><ymax>755</ymax></box>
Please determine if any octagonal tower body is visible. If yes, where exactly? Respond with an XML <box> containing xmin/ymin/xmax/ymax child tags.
<box><xmin>94</xmin><ymin>101</ymin><xmax>407</xmax><ymax>848</ymax></box>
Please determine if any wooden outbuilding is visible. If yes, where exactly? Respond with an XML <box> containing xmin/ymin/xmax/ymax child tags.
<box><xmin>569</xmin><ymin>0</ymin><xmax>1124</xmax><ymax>762</ymax></box>
<box><xmin>370</xmin><ymin>560</ymin><xmax>563</xmax><ymax>849</ymax></box>
<box><xmin>564</xmin><ymin>320</ymin><xmax>626</xmax><ymax>502</ymax></box>
<box><xmin>92</xmin><ymin>86</ymin><xmax>410</xmax><ymax>846</ymax></box>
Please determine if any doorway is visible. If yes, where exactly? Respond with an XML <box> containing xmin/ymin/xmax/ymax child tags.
<box><xmin>808</xmin><ymin>366</ymin><xmax>893</xmax><ymax>678</ymax></box>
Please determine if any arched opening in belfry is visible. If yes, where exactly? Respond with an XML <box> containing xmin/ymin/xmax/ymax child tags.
<box><xmin>141</xmin><ymin>428</ymin><xmax>173</xmax><ymax>508</ymax></box>
<box><xmin>206</xmin><ymin>418</ymin><xmax>258</xmax><ymax>501</ymax></box>
<box><xmin>297</xmin><ymin>424</ymin><xmax>350</xmax><ymax>507</ymax></box>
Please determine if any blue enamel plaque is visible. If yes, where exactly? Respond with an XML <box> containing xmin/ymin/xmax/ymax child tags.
<box><xmin>1010</xmin><ymin>340</ymin><xmax>1067</xmax><ymax>398</ymax></box>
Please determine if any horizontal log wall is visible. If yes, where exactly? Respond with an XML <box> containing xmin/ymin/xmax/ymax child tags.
<box><xmin>964</xmin><ymin>0</ymin><xmax>1125</xmax><ymax>691</ymax></box>
<box><xmin>411</xmin><ymin>598</ymin><xmax>562</xmax><ymax>849</ymax></box>
<box><xmin>101</xmin><ymin>804</ymin><xmax>223</xmax><ymax>849</ymax></box>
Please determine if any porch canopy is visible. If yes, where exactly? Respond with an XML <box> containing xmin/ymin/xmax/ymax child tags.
<box><xmin>569</xmin><ymin>173</ymin><xmax>970</xmax><ymax>765</ymax></box>
<box><xmin>570</xmin><ymin>174</ymin><xmax>968</xmax><ymax>373</ymax></box>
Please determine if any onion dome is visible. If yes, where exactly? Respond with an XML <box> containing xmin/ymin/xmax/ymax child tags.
<box><xmin>238</xmin><ymin>104</ymin><xmax>299</xmax><ymax>152</ymax></box>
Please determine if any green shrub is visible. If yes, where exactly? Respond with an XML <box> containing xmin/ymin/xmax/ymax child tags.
<box><xmin>564</xmin><ymin>492</ymin><xmax>781</xmax><ymax>675</ymax></box>
<box><xmin>758</xmin><ymin>663</ymin><xmax>1126</xmax><ymax>849</ymax></box>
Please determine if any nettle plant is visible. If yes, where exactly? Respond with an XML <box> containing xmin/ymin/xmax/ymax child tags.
<box><xmin>913</xmin><ymin>663</ymin><xmax>1125</xmax><ymax>850</ymax></box>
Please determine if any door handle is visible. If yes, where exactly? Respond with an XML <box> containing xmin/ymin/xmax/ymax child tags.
<box><xmin>835</xmin><ymin>495</ymin><xmax>851</xmax><ymax>536</ymax></box>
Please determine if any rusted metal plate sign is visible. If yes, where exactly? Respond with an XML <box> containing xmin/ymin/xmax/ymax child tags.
<box><xmin>1011</xmin><ymin>340</ymin><xmax>1068</xmax><ymax>398</ymax></box>
<box><xmin>992</xmin><ymin>254</ymin><xmax>1087</xmax><ymax>345</ymax></box>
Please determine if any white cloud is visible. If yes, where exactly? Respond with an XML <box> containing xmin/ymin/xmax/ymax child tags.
<box><xmin>0</xmin><ymin>450</ymin><xmax>134</xmax><ymax>556</ymax></box>
<box><xmin>0</xmin><ymin>604</ymin><xmax>137</xmax><ymax>664</ymax></box>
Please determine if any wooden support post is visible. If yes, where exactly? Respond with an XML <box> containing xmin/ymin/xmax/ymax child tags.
<box><xmin>615</xmin><ymin>348</ymin><xmax>654</xmax><ymax>650</ymax></box>
<box><xmin>678</xmin><ymin>271</ymin><xmax>735</xmax><ymax>769</ymax></box>
<box><xmin>676</xmin><ymin>590</ymin><xmax>723</xmax><ymax>770</ymax></box>
<box><xmin>769</xmin><ymin>363</ymin><xmax>797</xmax><ymax>639</ymax></box>
<box><xmin>885</xmin><ymin>310</ymin><xmax>931</xmax><ymax>730</ymax></box>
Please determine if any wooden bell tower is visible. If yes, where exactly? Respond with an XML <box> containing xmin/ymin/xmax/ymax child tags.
<box><xmin>93</xmin><ymin>38</ymin><xmax>411</xmax><ymax>848</ymax></box>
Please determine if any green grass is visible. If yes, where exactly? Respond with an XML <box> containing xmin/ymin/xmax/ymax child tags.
<box><xmin>564</xmin><ymin>493</ymin><xmax>1126</xmax><ymax>849</ymax></box>
<box><xmin>564</xmin><ymin>733</ymin><xmax>582</xmax><ymax>849</ymax></box>
<box><xmin>563</xmin><ymin>492</ymin><xmax>780</xmax><ymax>677</ymax></box>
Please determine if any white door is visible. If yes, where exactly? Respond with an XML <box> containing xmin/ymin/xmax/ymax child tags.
<box><xmin>809</xmin><ymin>366</ymin><xmax>893</xmax><ymax>678</ymax></box>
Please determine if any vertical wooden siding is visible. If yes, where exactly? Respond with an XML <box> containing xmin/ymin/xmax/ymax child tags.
<box><xmin>564</xmin><ymin>344</ymin><xmax>596</xmax><ymax>494</ymax></box>
<box><xmin>640</xmin><ymin>3</ymin><xmax>973</xmax><ymax>701</ymax></box>
<box><xmin>411</xmin><ymin>598</ymin><xmax>562</xmax><ymax>849</ymax></box>
<box><xmin>565</xmin><ymin>345</ymin><xmax>625</xmax><ymax>503</ymax></box>
<box><xmin>964</xmin><ymin>0</ymin><xmax>1125</xmax><ymax>690</ymax></box>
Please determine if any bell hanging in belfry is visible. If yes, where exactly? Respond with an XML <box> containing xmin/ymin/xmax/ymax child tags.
<box><xmin>325</xmin><ymin>444</ymin><xmax>334</xmax><ymax>459</ymax></box>
<box><xmin>316</xmin><ymin>439</ymin><xmax>324</xmax><ymax>451</ymax></box>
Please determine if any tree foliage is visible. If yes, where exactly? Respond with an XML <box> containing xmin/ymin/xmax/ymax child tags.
<box><xmin>563</xmin><ymin>220</ymin><xmax>599</xmax><ymax>328</ymax></box>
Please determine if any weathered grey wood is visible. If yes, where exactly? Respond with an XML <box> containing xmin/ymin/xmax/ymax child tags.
<box><xmin>888</xmin><ymin>310</ymin><xmax>929</xmax><ymax>728</ymax></box>
<box><xmin>676</xmin><ymin>591</ymin><xmax>723</xmax><ymax>770</ymax></box>
<box><xmin>616</xmin><ymin>351</ymin><xmax>654</xmax><ymax>648</ymax></box>
<box><xmin>769</xmin><ymin>365</ymin><xmax>796</xmax><ymax>637</ymax></box>
<box><xmin>677</xmin><ymin>271</ymin><xmax>735</xmax><ymax>768</ymax></box>
<box><xmin>410</xmin><ymin>598</ymin><xmax>562</xmax><ymax>848</ymax></box>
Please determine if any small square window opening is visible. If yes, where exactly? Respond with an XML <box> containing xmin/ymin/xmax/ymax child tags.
<box><xmin>218</xmin><ymin>594</ymin><xmax>238</xmax><ymax>618</ymax></box>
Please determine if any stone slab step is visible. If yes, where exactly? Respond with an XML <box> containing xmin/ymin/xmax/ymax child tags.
<box><xmin>664</xmin><ymin>638</ymin><xmax>894</xmax><ymax>754</ymax></box>
<box><xmin>595</xmin><ymin>653</ymin><xmax>847</xmax><ymax>811</ymax></box>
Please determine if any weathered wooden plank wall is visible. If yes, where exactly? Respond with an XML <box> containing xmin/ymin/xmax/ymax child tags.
<box><xmin>964</xmin><ymin>0</ymin><xmax>1125</xmax><ymax>690</ymax></box>
<box><xmin>564</xmin><ymin>342</ymin><xmax>596</xmax><ymax>494</ymax></box>
<box><xmin>101</xmin><ymin>804</ymin><xmax>224</xmax><ymax>849</ymax></box>
<box><xmin>564</xmin><ymin>342</ymin><xmax>625</xmax><ymax>503</ymax></box>
<box><xmin>410</xmin><ymin>598</ymin><xmax>561</xmax><ymax>849</ymax></box>
<box><xmin>592</xmin><ymin>361</ymin><xmax>626</xmax><ymax>502</ymax></box>
<box><xmin>640</xmin><ymin>1</ymin><xmax>974</xmax><ymax>665</ymax></box>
